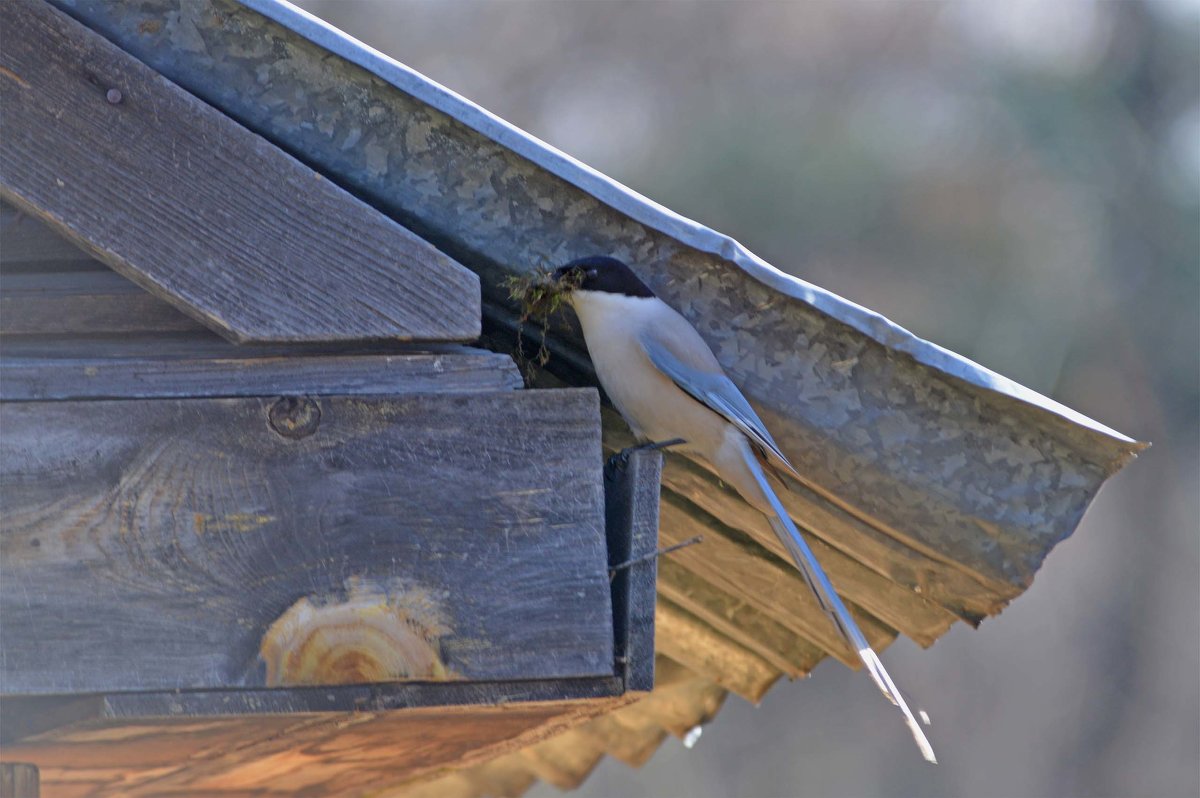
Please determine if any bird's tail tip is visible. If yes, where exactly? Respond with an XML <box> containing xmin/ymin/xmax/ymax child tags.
<box><xmin>859</xmin><ymin>648</ymin><xmax>938</xmax><ymax>764</ymax></box>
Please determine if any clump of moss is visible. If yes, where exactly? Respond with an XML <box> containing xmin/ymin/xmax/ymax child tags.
<box><xmin>502</xmin><ymin>267</ymin><xmax>582</xmax><ymax>381</ymax></box>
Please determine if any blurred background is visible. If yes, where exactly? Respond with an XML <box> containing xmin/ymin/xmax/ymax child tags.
<box><xmin>299</xmin><ymin>2</ymin><xmax>1197</xmax><ymax>796</ymax></box>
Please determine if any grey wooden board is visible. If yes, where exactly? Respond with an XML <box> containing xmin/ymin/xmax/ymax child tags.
<box><xmin>4</xmin><ymin>695</ymin><xmax>628</xmax><ymax>797</ymax></box>
<box><xmin>0</xmin><ymin>389</ymin><xmax>611</xmax><ymax>693</ymax></box>
<box><xmin>1</xmin><ymin>335</ymin><xmax>509</xmax><ymax>362</ymax></box>
<box><xmin>0</xmin><ymin>696</ymin><xmax>107</xmax><ymax>745</ymax></box>
<box><xmin>0</xmin><ymin>339</ymin><xmax>523</xmax><ymax>401</ymax></box>
<box><xmin>603</xmin><ymin>449</ymin><xmax>662</xmax><ymax>693</ymax></box>
<box><xmin>0</xmin><ymin>677</ymin><xmax>624</xmax><ymax>732</ymax></box>
<box><xmin>0</xmin><ymin>764</ymin><xmax>39</xmax><ymax>798</ymax></box>
<box><xmin>0</xmin><ymin>200</ymin><xmax>94</xmax><ymax>268</ymax></box>
<box><xmin>0</xmin><ymin>269</ymin><xmax>208</xmax><ymax>336</ymax></box>
<box><xmin>0</xmin><ymin>0</ymin><xmax>480</xmax><ymax>344</ymax></box>
<box><xmin>56</xmin><ymin>0</ymin><xmax>1143</xmax><ymax>595</ymax></box>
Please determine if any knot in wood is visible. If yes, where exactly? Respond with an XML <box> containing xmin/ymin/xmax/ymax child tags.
<box><xmin>268</xmin><ymin>396</ymin><xmax>320</xmax><ymax>439</ymax></box>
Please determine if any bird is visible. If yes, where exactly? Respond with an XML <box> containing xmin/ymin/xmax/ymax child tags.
<box><xmin>550</xmin><ymin>255</ymin><xmax>937</xmax><ymax>763</ymax></box>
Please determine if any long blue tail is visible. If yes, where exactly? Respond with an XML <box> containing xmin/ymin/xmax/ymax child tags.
<box><xmin>743</xmin><ymin>448</ymin><xmax>938</xmax><ymax>764</ymax></box>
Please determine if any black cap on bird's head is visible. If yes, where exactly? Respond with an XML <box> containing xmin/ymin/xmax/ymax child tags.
<box><xmin>552</xmin><ymin>256</ymin><xmax>655</xmax><ymax>298</ymax></box>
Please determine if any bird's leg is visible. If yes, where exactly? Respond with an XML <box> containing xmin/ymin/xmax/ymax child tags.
<box><xmin>605</xmin><ymin>437</ymin><xmax>687</xmax><ymax>474</ymax></box>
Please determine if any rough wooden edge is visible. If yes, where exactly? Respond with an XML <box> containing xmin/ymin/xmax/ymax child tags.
<box><xmin>604</xmin><ymin>448</ymin><xmax>662</xmax><ymax>693</ymax></box>
<box><xmin>0</xmin><ymin>348</ymin><xmax>523</xmax><ymax>400</ymax></box>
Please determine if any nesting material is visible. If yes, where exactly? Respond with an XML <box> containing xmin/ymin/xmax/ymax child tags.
<box><xmin>502</xmin><ymin>267</ymin><xmax>582</xmax><ymax>380</ymax></box>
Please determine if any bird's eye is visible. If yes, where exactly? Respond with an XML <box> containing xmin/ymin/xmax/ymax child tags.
<box><xmin>587</xmin><ymin>269</ymin><xmax>597</xmax><ymax>277</ymax></box>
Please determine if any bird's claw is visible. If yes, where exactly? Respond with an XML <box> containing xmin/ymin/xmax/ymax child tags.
<box><xmin>606</xmin><ymin>438</ymin><xmax>687</xmax><ymax>475</ymax></box>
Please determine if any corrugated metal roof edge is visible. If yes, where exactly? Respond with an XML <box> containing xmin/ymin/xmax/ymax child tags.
<box><xmin>246</xmin><ymin>0</ymin><xmax>1138</xmax><ymax>447</ymax></box>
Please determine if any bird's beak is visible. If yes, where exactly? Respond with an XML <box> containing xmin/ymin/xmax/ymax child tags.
<box><xmin>550</xmin><ymin>265</ymin><xmax>577</xmax><ymax>287</ymax></box>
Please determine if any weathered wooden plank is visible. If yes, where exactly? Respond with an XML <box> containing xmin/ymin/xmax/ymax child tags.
<box><xmin>657</xmin><ymin>558</ymin><xmax>825</xmax><ymax>678</ymax></box>
<box><xmin>0</xmin><ymin>200</ymin><xmax>95</xmax><ymax>268</ymax></box>
<box><xmin>0</xmin><ymin>0</ymin><xmax>480</xmax><ymax>343</ymax></box>
<box><xmin>658</xmin><ymin>494</ymin><xmax>896</xmax><ymax>668</ymax></box>
<box><xmin>5</xmin><ymin>698</ymin><xmax>627</xmax><ymax>797</ymax></box>
<box><xmin>390</xmin><ymin>670</ymin><xmax>686</xmax><ymax>798</ymax></box>
<box><xmin>0</xmin><ymin>335</ymin><xmax>501</xmax><ymax>363</ymax></box>
<box><xmin>655</xmin><ymin>597</ymin><xmax>781</xmax><ymax>704</ymax></box>
<box><xmin>385</xmin><ymin>772</ymin><xmax>480</xmax><ymax>798</ymax></box>
<box><xmin>0</xmin><ymin>390</ymin><xmax>610</xmax><ymax>693</ymax></box>
<box><xmin>0</xmin><ymin>342</ymin><xmax>523</xmax><ymax>401</ymax></box>
<box><xmin>0</xmin><ymin>697</ymin><xmax>106</xmax><ymax>745</ymax></box>
<box><xmin>4</xmin><ymin>715</ymin><xmax>324</xmax><ymax>792</ymax></box>
<box><xmin>604</xmin><ymin>448</ymin><xmax>662</xmax><ymax>692</ymax></box>
<box><xmin>5</xmin><ymin>677</ymin><xmax>625</xmax><ymax>724</ymax></box>
<box><xmin>204</xmin><ymin>699</ymin><xmax>630</xmax><ymax>797</ymax></box>
<box><xmin>394</xmin><ymin>658</ymin><xmax>722</xmax><ymax>798</ymax></box>
<box><xmin>0</xmin><ymin>763</ymin><xmax>39</xmax><ymax>798</ymax></box>
<box><xmin>0</xmin><ymin>270</ymin><xmax>207</xmax><ymax>336</ymax></box>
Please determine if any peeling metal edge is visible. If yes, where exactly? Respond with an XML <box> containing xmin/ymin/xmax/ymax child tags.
<box><xmin>242</xmin><ymin>0</ymin><xmax>1138</xmax><ymax>447</ymax></box>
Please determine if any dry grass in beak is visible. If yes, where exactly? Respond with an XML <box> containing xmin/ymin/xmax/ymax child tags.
<box><xmin>502</xmin><ymin>267</ymin><xmax>583</xmax><ymax>381</ymax></box>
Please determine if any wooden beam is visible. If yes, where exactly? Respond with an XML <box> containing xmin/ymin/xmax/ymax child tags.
<box><xmin>0</xmin><ymin>201</ymin><xmax>93</xmax><ymax>268</ymax></box>
<box><xmin>0</xmin><ymin>0</ymin><xmax>480</xmax><ymax>343</ymax></box>
<box><xmin>0</xmin><ymin>339</ymin><xmax>523</xmax><ymax>401</ymax></box>
<box><xmin>0</xmin><ymin>390</ymin><xmax>610</xmax><ymax>693</ymax></box>
<box><xmin>603</xmin><ymin>448</ymin><xmax>662</xmax><ymax>693</ymax></box>
<box><xmin>2</xmin><ymin>697</ymin><xmax>627</xmax><ymax>797</ymax></box>
<box><xmin>0</xmin><ymin>269</ymin><xmax>207</xmax><ymax>336</ymax></box>
<box><xmin>385</xmin><ymin>657</ymin><xmax>727</xmax><ymax>798</ymax></box>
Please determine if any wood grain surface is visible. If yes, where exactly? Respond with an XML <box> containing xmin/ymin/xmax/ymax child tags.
<box><xmin>1</xmin><ymin>697</ymin><xmax>628</xmax><ymax>797</ymax></box>
<box><xmin>0</xmin><ymin>0</ymin><xmax>480</xmax><ymax>343</ymax></box>
<box><xmin>0</xmin><ymin>390</ymin><xmax>610</xmax><ymax>693</ymax></box>
<box><xmin>0</xmin><ymin>338</ymin><xmax>523</xmax><ymax>401</ymax></box>
<box><xmin>0</xmin><ymin>269</ymin><xmax>207</xmax><ymax>336</ymax></box>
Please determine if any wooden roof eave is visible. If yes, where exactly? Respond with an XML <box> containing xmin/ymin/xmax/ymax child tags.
<box><xmin>47</xmin><ymin>0</ymin><xmax>1145</xmax><ymax>679</ymax></box>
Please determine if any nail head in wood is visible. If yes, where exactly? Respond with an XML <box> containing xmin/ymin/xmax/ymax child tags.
<box><xmin>268</xmin><ymin>396</ymin><xmax>320</xmax><ymax>439</ymax></box>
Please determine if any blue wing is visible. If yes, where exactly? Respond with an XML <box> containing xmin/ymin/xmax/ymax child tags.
<box><xmin>639</xmin><ymin>332</ymin><xmax>802</xmax><ymax>479</ymax></box>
